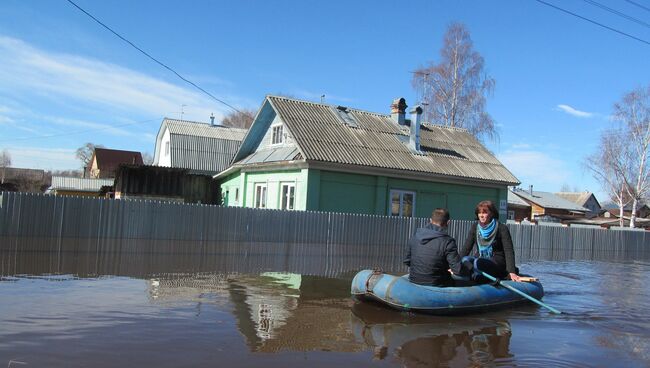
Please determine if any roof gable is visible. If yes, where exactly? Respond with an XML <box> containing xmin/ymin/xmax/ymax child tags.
<box><xmin>230</xmin><ymin>95</ymin><xmax>519</xmax><ymax>185</ymax></box>
<box><xmin>93</xmin><ymin>148</ymin><xmax>143</xmax><ymax>171</ymax></box>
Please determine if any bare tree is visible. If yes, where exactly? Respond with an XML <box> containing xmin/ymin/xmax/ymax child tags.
<box><xmin>412</xmin><ymin>22</ymin><xmax>497</xmax><ymax>142</ymax></box>
<box><xmin>222</xmin><ymin>109</ymin><xmax>256</xmax><ymax>129</ymax></box>
<box><xmin>0</xmin><ymin>149</ymin><xmax>11</xmax><ymax>184</ymax></box>
<box><xmin>613</xmin><ymin>86</ymin><xmax>650</xmax><ymax>227</ymax></box>
<box><xmin>584</xmin><ymin>130</ymin><xmax>631</xmax><ymax>226</ymax></box>
<box><xmin>141</xmin><ymin>152</ymin><xmax>154</xmax><ymax>165</ymax></box>
<box><xmin>75</xmin><ymin>143</ymin><xmax>103</xmax><ymax>171</ymax></box>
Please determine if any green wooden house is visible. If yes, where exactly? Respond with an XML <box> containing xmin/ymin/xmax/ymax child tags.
<box><xmin>216</xmin><ymin>96</ymin><xmax>519</xmax><ymax>221</ymax></box>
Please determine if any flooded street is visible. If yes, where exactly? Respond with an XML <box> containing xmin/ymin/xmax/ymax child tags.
<box><xmin>1</xmin><ymin>238</ymin><xmax>649</xmax><ymax>367</ymax></box>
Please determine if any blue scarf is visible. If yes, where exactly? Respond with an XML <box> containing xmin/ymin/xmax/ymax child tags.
<box><xmin>476</xmin><ymin>219</ymin><xmax>497</xmax><ymax>258</ymax></box>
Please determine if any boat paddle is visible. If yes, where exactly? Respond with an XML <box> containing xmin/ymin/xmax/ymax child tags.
<box><xmin>479</xmin><ymin>271</ymin><xmax>562</xmax><ymax>314</ymax></box>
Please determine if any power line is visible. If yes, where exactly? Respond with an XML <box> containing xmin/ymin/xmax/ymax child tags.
<box><xmin>0</xmin><ymin>117</ymin><xmax>161</xmax><ymax>143</ymax></box>
<box><xmin>625</xmin><ymin>0</ymin><xmax>650</xmax><ymax>13</ymax></box>
<box><xmin>533</xmin><ymin>0</ymin><xmax>650</xmax><ymax>46</ymax></box>
<box><xmin>582</xmin><ymin>0</ymin><xmax>650</xmax><ymax>29</ymax></box>
<box><xmin>65</xmin><ymin>0</ymin><xmax>248</xmax><ymax>116</ymax></box>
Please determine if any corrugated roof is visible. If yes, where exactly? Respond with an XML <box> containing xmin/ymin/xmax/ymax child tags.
<box><xmin>512</xmin><ymin>189</ymin><xmax>589</xmax><ymax>212</ymax></box>
<box><xmin>262</xmin><ymin>96</ymin><xmax>519</xmax><ymax>185</ymax></box>
<box><xmin>555</xmin><ymin>192</ymin><xmax>593</xmax><ymax>207</ymax></box>
<box><xmin>508</xmin><ymin>190</ymin><xmax>530</xmax><ymax>207</ymax></box>
<box><xmin>50</xmin><ymin>176</ymin><xmax>114</xmax><ymax>192</ymax></box>
<box><xmin>163</xmin><ymin>118</ymin><xmax>247</xmax><ymax>141</ymax></box>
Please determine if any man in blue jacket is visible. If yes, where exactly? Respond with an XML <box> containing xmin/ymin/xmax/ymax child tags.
<box><xmin>403</xmin><ymin>208</ymin><xmax>464</xmax><ymax>287</ymax></box>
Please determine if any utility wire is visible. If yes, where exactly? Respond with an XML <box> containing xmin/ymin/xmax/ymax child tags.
<box><xmin>0</xmin><ymin>118</ymin><xmax>161</xmax><ymax>143</ymax></box>
<box><xmin>582</xmin><ymin>0</ymin><xmax>650</xmax><ymax>29</ymax></box>
<box><xmin>533</xmin><ymin>0</ymin><xmax>650</xmax><ymax>46</ymax></box>
<box><xmin>625</xmin><ymin>0</ymin><xmax>650</xmax><ymax>13</ymax></box>
<box><xmin>65</xmin><ymin>0</ymin><xmax>247</xmax><ymax>116</ymax></box>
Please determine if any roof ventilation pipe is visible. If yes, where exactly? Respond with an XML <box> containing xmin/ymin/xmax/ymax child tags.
<box><xmin>409</xmin><ymin>105</ymin><xmax>422</xmax><ymax>152</ymax></box>
<box><xmin>210</xmin><ymin>113</ymin><xmax>215</xmax><ymax>126</ymax></box>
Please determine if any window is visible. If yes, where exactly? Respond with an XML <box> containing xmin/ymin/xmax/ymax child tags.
<box><xmin>280</xmin><ymin>183</ymin><xmax>296</xmax><ymax>210</ymax></box>
<box><xmin>390</xmin><ymin>190</ymin><xmax>415</xmax><ymax>217</ymax></box>
<box><xmin>165</xmin><ymin>141</ymin><xmax>170</xmax><ymax>156</ymax></box>
<box><xmin>254</xmin><ymin>184</ymin><xmax>267</xmax><ymax>208</ymax></box>
<box><xmin>508</xmin><ymin>210</ymin><xmax>515</xmax><ymax>220</ymax></box>
<box><xmin>271</xmin><ymin>125</ymin><xmax>284</xmax><ymax>144</ymax></box>
<box><xmin>234</xmin><ymin>188</ymin><xmax>240</xmax><ymax>205</ymax></box>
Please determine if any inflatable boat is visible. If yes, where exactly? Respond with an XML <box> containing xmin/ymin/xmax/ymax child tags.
<box><xmin>351</xmin><ymin>269</ymin><xmax>545</xmax><ymax>315</ymax></box>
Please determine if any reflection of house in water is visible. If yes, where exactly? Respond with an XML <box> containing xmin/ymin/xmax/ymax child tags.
<box><xmin>227</xmin><ymin>273</ymin><xmax>364</xmax><ymax>353</ymax></box>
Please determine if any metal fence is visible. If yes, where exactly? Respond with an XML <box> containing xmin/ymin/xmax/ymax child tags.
<box><xmin>1</xmin><ymin>191</ymin><xmax>648</xmax><ymax>253</ymax></box>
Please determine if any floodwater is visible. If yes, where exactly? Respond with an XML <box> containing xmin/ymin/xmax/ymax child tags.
<box><xmin>1</xmin><ymin>237</ymin><xmax>650</xmax><ymax>367</ymax></box>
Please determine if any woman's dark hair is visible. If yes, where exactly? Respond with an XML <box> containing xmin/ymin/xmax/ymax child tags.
<box><xmin>475</xmin><ymin>200</ymin><xmax>499</xmax><ymax>220</ymax></box>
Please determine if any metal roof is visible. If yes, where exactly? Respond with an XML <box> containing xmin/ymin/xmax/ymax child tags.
<box><xmin>555</xmin><ymin>192</ymin><xmax>596</xmax><ymax>207</ymax></box>
<box><xmin>508</xmin><ymin>189</ymin><xmax>530</xmax><ymax>207</ymax></box>
<box><xmin>163</xmin><ymin>118</ymin><xmax>247</xmax><ymax>141</ymax></box>
<box><xmin>49</xmin><ymin>176</ymin><xmax>114</xmax><ymax>192</ymax></box>
<box><xmin>511</xmin><ymin>189</ymin><xmax>589</xmax><ymax>212</ymax></box>
<box><xmin>260</xmin><ymin>96</ymin><xmax>519</xmax><ymax>185</ymax></box>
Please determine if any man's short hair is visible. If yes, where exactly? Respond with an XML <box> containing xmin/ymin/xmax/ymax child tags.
<box><xmin>431</xmin><ymin>208</ymin><xmax>450</xmax><ymax>225</ymax></box>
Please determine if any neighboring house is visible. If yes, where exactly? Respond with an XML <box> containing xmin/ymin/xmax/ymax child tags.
<box><xmin>153</xmin><ymin>118</ymin><xmax>248</xmax><ymax>175</ymax></box>
<box><xmin>216</xmin><ymin>96</ymin><xmax>519</xmax><ymax>220</ymax></box>
<box><xmin>113</xmin><ymin>165</ymin><xmax>218</xmax><ymax>204</ymax></box>
<box><xmin>88</xmin><ymin>148</ymin><xmax>144</xmax><ymax>178</ymax></box>
<box><xmin>511</xmin><ymin>187</ymin><xmax>589</xmax><ymax>222</ymax></box>
<box><xmin>507</xmin><ymin>189</ymin><xmax>531</xmax><ymax>222</ymax></box>
<box><xmin>603</xmin><ymin>203</ymin><xmax>650</xmax><ymax>219</ymax></box>
<box><xmin>555</xmin><ymin>191</ymin><xmax>602</xmax><ymax>218</ymax></box>
<box><xmin>0</xmin><ymin>167</ymin><xmax>48</xmax><ymax>192</ymax></box>
<box><xmin>47</xmin><ymin>176</ymin><xmax>114</xmax><ymax>197</ymax></box>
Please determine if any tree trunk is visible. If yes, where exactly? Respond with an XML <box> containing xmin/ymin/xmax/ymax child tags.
<box><xmin>630</xmin><ymin>198</ymin><xmax>638</xmax><ymax>228</ymax></box>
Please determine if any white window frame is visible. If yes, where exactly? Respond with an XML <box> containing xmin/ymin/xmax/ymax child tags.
<box><xmin>280</xmin><ymin>182</ymin><xmax>296</xmax><ymax>210</ymax></box>
<box><xmin>254</xmin><ymin>183</ymin><xmax>267</xmax><ymax>209</ymax></box>
<box><xmin>164</xmin><ymin>141</ymin><xmax>170</xmax><ymax>156</ymax></box>
<box><xmin>389</xmin><ymin>189</ymin><xmax>416</xmax><ymax>217</ymax></box>
<box><xmin>271</xmin><ymin>124</ymin><xmax>284</xmax><ymax>145</ymax></box>
<box><xmin>234</xmin><ymin>188</ymin><xmax>240</xmax><ymax>206</ymax></box>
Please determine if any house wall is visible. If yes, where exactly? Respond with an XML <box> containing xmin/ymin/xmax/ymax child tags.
<box><xmin>530</xmin><ymin>205</ymin><xmax>584</xmax><ymax>219</ymax></box>
<box><xmin>220</xmin><ymin>169</ymin><xmax>307</xmax><ymax>210</ymax></box>
<box><xmin>308</xmin><ymin>169</ymin><xmax>506</xmax><ymax>221</ymax></box>
<box><xmin>221</xmin><ymin>167</ymin><xmax>508</xmax><ymax>221</ymax></box>
<box><xmin>583</xmin><ymin>196</ymin><xmax>601</xmax><ymax>218</ymax></box>
<box><xmin>89</xmin><ymin>156</ymin><xmax>100</xmax><ymax>178</ymax></box>
<box><xmin>53</xmin><ymin>190</ymin><xmax>102</xmax><ymax>197</ymax></box>
<box><xmin>158</xmin><ymin>128</ymin><xmax>172</xmax><ymax>167</ymax></box>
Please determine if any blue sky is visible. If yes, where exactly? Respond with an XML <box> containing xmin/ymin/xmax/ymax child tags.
<box><xmin>0</xmin><ymin>0</ymin><xmax>649</xmax><ymax>201</ymax></box>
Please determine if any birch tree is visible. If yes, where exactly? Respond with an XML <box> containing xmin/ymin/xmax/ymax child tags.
<box><xmin>613</xmin><ymin>86</ymin><xmax>650</xmax><ymax>227</ymax></box>
<box><xmin>0</xmin><ymin>149</ymin><xmax>11</xmax><ymax>184</ymax></box>
<box><xmin>584</xmin><ymin>130</ymin><xmax>631</xmax><ymax>227</ymax></box>
<box><xmin>412</xmin><ymin>22</ymin><xmax>497</xmax><ymax>142</ymax></box>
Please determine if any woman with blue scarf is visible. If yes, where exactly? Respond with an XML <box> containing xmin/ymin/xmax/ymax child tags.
<box><xmin>460</xmin><ymin>200</ymin><xmax>522</xmax><ymax>283</ymax></box>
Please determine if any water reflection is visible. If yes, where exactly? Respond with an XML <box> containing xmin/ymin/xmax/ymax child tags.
<box><xmin>2</xmin><ymin>236</ymin><xmax>650</xmax><ymax>367</ymax></box>
<box><xmin>350</xmin><ymin>302</ymin><xmax>513</xmax><ymax>367</ymax></box>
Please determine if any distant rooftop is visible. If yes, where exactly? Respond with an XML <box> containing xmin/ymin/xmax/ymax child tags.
<box><xmin>512</xmin><ymin>188</ymin><xmax>589</xmax><ymax>212</ymax></box>
<box><xmin>49</xmin><ymin>176</ymin><xmax>113</xmax><ymax>192</ymax></box>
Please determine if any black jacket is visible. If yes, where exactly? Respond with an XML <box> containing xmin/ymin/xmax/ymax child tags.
<box><xmin>403</xmin><ymin>223</ymin><xmax>463</xmax><ymax>287</ymax></box>
<box><xmin>461</xmin><ymin>222</ymin><xmax>517</xmax><ymax>276</ymax></box>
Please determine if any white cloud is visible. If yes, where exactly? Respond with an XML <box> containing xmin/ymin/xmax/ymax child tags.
<box><xmin>556</xmin><ymin>104</ymin><xmax>594</xmax><ymax>118</ymax></box>
<box><xmin>0</xmin><ymin>36</ymin><xmax>241</xmax><ymax>123</ymax></box>
<box><xmin>6</xmin><ymin>146</ymin><xmax>78</xmax><ymax>170</ymax></box>
<box><xmin>498</xmin><ymin>149</ymin><xmax>571</xmax><ymax>190</ymax></box>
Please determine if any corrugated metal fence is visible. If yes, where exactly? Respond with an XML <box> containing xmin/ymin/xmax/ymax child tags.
<box><xmin>1</xmin><ymin>191</ymin><xmax>648</xmax><ymax>252</ymax></box>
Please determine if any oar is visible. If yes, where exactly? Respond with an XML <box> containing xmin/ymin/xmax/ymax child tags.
<box><xmin>479</xmin><ymin>271</ymin><xmax>562</xmax><ymax>314</ymax></box>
